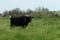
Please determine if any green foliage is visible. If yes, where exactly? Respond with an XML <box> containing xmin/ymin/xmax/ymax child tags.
<box><xmin>1</xmin><ymin>7</ymin><xmax>60</xmax><ymax>18</ymax></box>
<box><xmin>0</xmin><ymin>17</ymin><xmax>60</xmax><ymax>40</ymax></box>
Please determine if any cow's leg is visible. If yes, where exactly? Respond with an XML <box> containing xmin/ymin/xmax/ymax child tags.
<box><xmin>24</xmin><ymin>24</ymin><xmax>28</xmax><ymax>28</ymax></box>
<box><xmin>10</xmin><ymin>21</ymin><xmax>14</xmax><ymax>26</ymax></box>
<box><xmin>10</xmin><ymin>22</ymin><xmax>14</xmax><ymax>29</ymax></box>
<box><xmin>10</xmin><ymin>23</ymin><xmax>13</xmax><ymax>26</ymax></box>
<box><xmin>25</xmin><ymin>22</ymin><xmax>28</xmax><ymax>27</ymax></box>
<box><xmin>21</xmin><ymin>24</ymin><xmax>26</xmax><ymax>28</ymax></box>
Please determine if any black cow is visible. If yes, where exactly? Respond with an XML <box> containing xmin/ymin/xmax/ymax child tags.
<box><xmin>10</xmin><ymin>15</ymin><xmax>33</xmax><ymax>28</ymax></box>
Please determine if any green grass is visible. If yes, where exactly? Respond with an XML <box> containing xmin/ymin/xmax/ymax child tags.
<box><xmin>0</xmin><ymin>17</ymin><xmax>60</xmax><ymax>40</ymax></box>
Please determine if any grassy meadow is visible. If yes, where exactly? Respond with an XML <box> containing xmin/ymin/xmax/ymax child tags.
<box><xmin>0</xmin><ymin>17</ymin><xmax>60</xmax><ymax>40</ymax></box>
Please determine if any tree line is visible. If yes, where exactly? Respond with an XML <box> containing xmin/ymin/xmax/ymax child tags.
<box><xmin>0</xmin><ymin>7</ymin><xmax>60</xmax><ymax>18</ymax></box>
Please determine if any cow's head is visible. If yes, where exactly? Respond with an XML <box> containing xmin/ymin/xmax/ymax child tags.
<box><xmin>25</xmin><ymin>15</ymin><xmax>33</xmax><ymax>22</ymax></box>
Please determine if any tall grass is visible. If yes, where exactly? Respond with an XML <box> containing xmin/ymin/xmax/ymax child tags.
<box><xmin>0</xmin><ymin>17</ymin><xmax>60</xmax><ymax>40</ymax></box>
